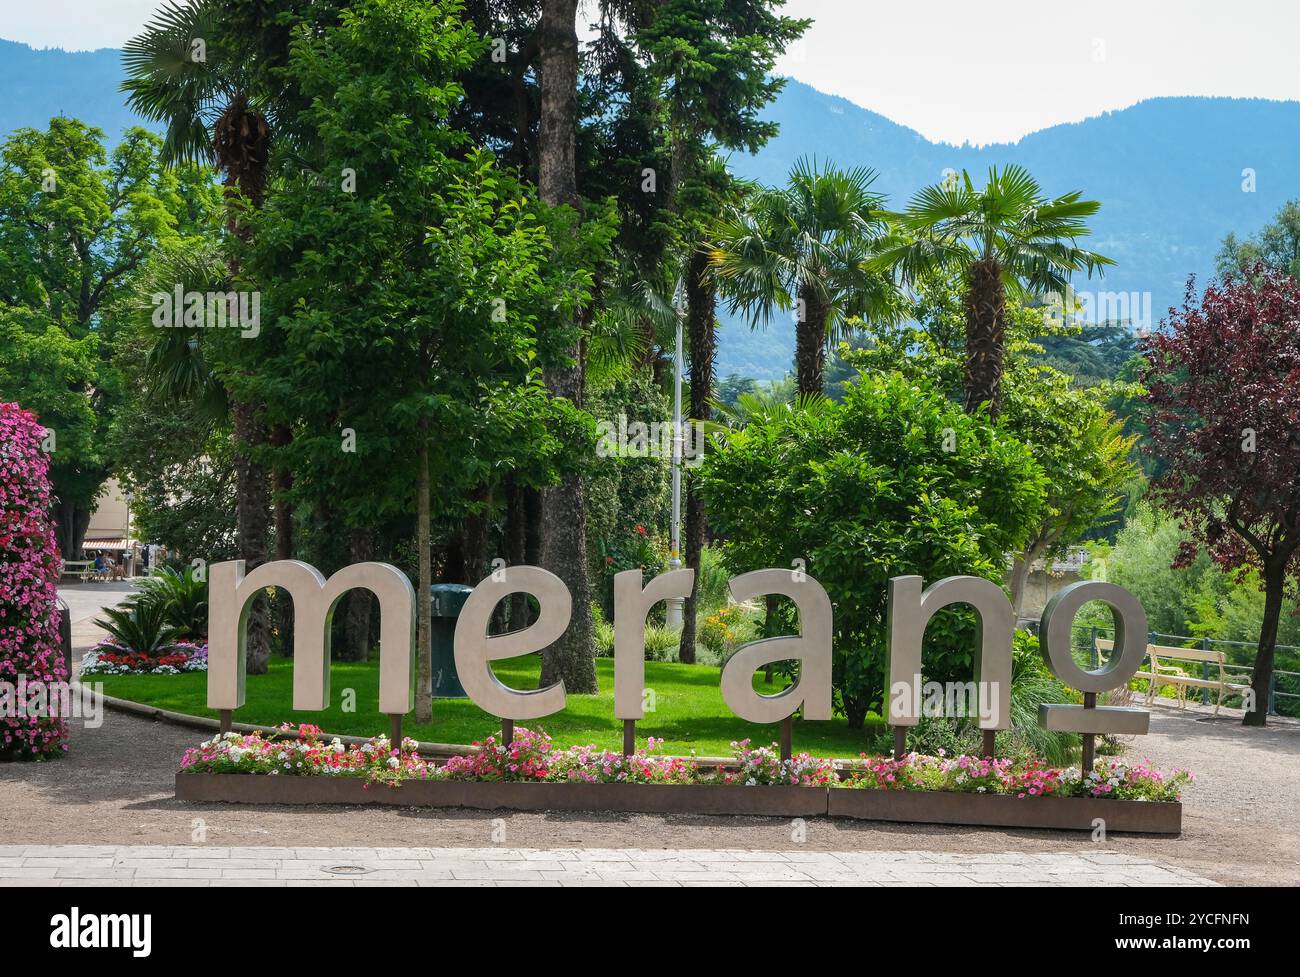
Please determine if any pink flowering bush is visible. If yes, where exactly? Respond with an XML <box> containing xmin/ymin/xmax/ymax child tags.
<box><xmin>1073</xmin><ymin>758</ymin><xmax>1194</xmax><ymax>801</ymax></box>
<box><xmin>440</xmin><ymin>726</ymin><xmax>555</xmax><ymax>781</ymax></box>
<box><xmin>840</xmin><ymin>752</ymin><xmax>1189</xmax><ymax>802</ymax></box>
<box><xmin>724</xmin><ymin>738</ymin><xmax>838</xmax><ymax>787</ymax></box>
<box><xmin>0</xmin><ymin>403</ymin><xmax>68</xmax><ymax>759</ymax></box>
<box><xmin>549</xmin><ymin>738</ymin><xmax>699</xmax><ymax>785</ymax></box>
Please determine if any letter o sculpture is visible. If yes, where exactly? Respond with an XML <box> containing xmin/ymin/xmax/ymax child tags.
<box><xmin>1039</xmin><ymin>581</ymin><xmax>1148</xmax><ymax>693</ymax></box>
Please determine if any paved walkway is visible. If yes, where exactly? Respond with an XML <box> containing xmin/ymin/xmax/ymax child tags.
<box><xmin>0</xmin><ymin>845</ymin><xmax>1217</xmax><ymax>886</ymax></box>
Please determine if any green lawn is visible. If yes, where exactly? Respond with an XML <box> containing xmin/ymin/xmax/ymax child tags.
<box><xmin>98</xmin><ymin>656</ymin><xmax>884</xmax><ymax>758</ymax></box>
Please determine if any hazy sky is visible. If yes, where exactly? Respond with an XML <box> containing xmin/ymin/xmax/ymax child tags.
<box><xmin>4</xmin><ymin>0</ymin><xmax>1298</xmax><ymax>145</ymax></box>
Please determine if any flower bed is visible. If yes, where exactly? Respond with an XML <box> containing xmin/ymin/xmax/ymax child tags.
<box><xmin>174</xmin><ymin>725</ymin><xmax>1187</xmax><ymax>832</ymax></box>
<box><xmin>839</xmin><ymin>750</ymin><xmax>1191</xmax><ymax>802</ymax></box>
<box><xmin>80</xmin><ymin>640</ymin><xmax>208</xmax><ymax>676</ymax></box>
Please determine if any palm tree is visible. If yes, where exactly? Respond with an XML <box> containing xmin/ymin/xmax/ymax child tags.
<box><xmin>710</xmin><ymin>158</ymin><xmax>902</xmax><ymax>397</ymax></box>
<box><xmin>122</xmin><ymin>0</ymin><xmax>279</xmax><ymax>671</ymax></box>
<box><xmin>873</xmin><ymin>165</ymin><xmax>1113</xmax><ymax>419</ymax></box>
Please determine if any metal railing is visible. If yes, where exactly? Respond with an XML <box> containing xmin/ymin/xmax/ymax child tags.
<box><xmin>1076</xmin><ymin>623</ymin><xmax>1300</xmax><ymax>717</ymax></box>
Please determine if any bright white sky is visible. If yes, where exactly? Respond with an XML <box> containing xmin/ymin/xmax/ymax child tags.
<box><xmin>3</xmin><ymin>0</ymin><xmax>1298</xmax><ymax>145</ymax></box>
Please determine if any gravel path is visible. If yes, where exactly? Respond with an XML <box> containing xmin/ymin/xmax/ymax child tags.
<box><xmin>1</xmin><ymin>590</ymin><xmax>1294</xmax><ymax>886</ymax></box>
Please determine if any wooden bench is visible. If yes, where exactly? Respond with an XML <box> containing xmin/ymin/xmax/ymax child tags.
<box><xmin>1098</xmin><ymin>638</ymin><xmax>1251</xmax><ymax>716</ymax></box>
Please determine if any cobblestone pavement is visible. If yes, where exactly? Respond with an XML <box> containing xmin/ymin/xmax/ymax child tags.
<box><xmin>0</xmin><ymin>845</ymin><xmax>1217</xmax><ymax>886</ymax></box>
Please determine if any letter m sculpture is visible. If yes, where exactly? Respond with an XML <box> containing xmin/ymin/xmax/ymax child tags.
<box><xmin>207</xmin><ymin>560</ymin><xmax>416</xmax><ymax>718</ymax></box>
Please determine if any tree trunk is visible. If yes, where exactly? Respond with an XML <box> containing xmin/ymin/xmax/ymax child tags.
<box><xmin>270</xmin><ymin>423</ymin><xmax>294</xmax><ymax>561</ymax></box>
<box><xmin>679</xmin><ymin>247</ymin><xmax>717</xmax><ymax>665</ymax></box>
<box><xmin>340</xmin><ymin>527</ymin><xmax>375</xmax><ymax>662</ymax></box>
<box><xmin>535</xmin><ymin>0</ymin><xmax>597</xmax><ymax>693</ymax></box>
<box><xmin>1009</xmin><ymin>555</ymin><xmax>1032</xmax><ymax>621</ymax></box>
<box><xmin>416</xmin><ymin>426</ymin><xmax>433</xmax><ymax>723</ymax></box>
<box><xmin>1245</xmin><ymin>561</ymin><xmax>1285</xmax><ymax>727</ymax></box>
<box><xmin>537</xmin><ymin>0</ymin><xmax>580</xmax><ymax>211</ymax></box>
<box><xmin>461</xmin><ymin>484</ymin><xmax>492</xmax><ymax>585</ymax></box>
<box><xmin>230</xmin><ymin>398</ymin><xmax>271</xmax><ymax>674</ymax></box>
<box><xmin>54</xmin><ymin>501</ymin><xmax>90</xmax><ymax>560</ymax></box>
<box><xmin>963</xmin><ymin>257</ymin><xmax>1007</xmax><ymax>419</ymax></box>
<box><xmin>844</xmin><ymin>697</ymin><xmax>868</xmax><ymax>730</ymax></box>
<box><xmin>1009</xmin><ymin>541</ymin><xmax>1047</xmax><ymax>620</ymax></box>
<box><xmin>505</xmin><ymin>475</ymin><xmax>530</xmax><ymax>629</ymax></box>
<box><xmin>268</xmin><ymin>423</ymin><xmax>295</xmax><ymax>658</ymax></box>
<box><xmin>794</xmin><ymin>282</ymin><xmax>830</xmax><ymax>397</ymax></box>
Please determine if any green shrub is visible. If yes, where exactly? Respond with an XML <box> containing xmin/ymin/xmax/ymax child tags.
<box><xmin>699</xmin><ymin>370</ymin><xmax>1045</xmax><ymax>728</ymax></box>
<box><xmin>93</xmin><ymin>601</ymin><xmax>182</xmax><ymax>656</ymax></box>
<box><xmin>644</xmin><ymin>625</ymin><xmax>681</xmax><ymax>662</ymax></box>
<box><xmin>130</xmin><ymin>566</ymin><xmax>208</xmax><ymax>638</ymax></box>
<box><xmin>695</xmin><ymin>546</ymin><xmax>732</xmax><ymax>616</ymax></box>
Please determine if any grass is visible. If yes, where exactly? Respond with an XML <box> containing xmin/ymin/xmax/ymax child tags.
<box><xmin>98</xmin><ymin>655</ymin><xmax>886</xmax><ymax>758</ymax></box>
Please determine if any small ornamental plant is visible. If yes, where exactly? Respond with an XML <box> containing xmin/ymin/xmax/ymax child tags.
<box><xmin>80</xmin><ymin>640</ymin><xmax>208</xmax><ymax>676</ymax></box>
<box><xmin>440</xmin><ymin>726</ymin><xmax>556</xmax><ymax>782</ymax></box>
<box><xmin>549</xmin><ymin>738</ymin><xmax>699</xmax><ymax>785</ymax></box>
<box><xmin>1072</xmin><ymin>758</ymin><xmax>1194</xmax><ymax>801</ymax></box>
<box><xmin>724</xmin><ymin>738</ymin><xmax>838</xmax><ymax>787</ymax></box>
<box><xmin>0</xmin><ymin>403</ymin><xmax>68</xmax><ymax>760</ymax></box>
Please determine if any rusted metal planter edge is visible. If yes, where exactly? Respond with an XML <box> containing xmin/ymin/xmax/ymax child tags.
<box><xmin>827</xmin><ymin>787</ymin><xmax>1182</xmax><ymax>834</ymax></box>
<box><xmin>174</xmin><ymin>774</ymin><xmax>827</xmax><ymax>816</ymax></box>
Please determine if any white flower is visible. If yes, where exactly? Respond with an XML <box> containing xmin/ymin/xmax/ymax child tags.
<box><xmin>387</xmin><ymin>756</ymin><xmax>400</xmax><ymax>769</ymax></box>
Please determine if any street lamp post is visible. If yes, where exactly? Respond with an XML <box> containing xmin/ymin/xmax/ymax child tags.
<box><xmin>124</xmin><ymin>490</ymin><xmax>135</xmax><ymax>579</ymax></box>
<box><xmin>665</xmin><ymin>277</ymin><xmax>686</xmax><ymax>630</ymax></box>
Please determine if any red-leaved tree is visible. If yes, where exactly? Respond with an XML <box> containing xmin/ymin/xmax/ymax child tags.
<box><xmin>1142</xmin><ymin>267</ymin><xmax>1300</xmax><ymax>726</ymax></box>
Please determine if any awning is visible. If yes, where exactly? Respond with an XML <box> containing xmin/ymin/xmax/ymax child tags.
<box><xmin>82</xmin><ymin>538</ymin><xmax>138</xmax><ymax>553</ymax></box>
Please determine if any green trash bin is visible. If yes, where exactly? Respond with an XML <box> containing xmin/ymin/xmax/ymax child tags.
<box><xmin>429</xmin><ymin>584</ymin><xmax>473</xmax><ymax>698</ymax></box>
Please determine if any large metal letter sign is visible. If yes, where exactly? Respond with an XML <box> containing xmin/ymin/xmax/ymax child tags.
<box><xmin>208</xmin><ymin>560</ymin><xmax>416</xmax><ymax>715</ymax></box>
<box><xmin>454</xmin><ymin>565</ymin><xmax>570</xmax><ymax>721</ymax></box>
<box><xmin>886</xmin><ymin>575</ymin><xmax>1014</xmax><ymax>730</ymax></box>
<box><xmin>719</xmin><ymin>569</ymin><xmax>833</xmax><ymax>723</ymax></box>
<box><xmin>613</xmin><ymin>568</ymin><xmax>694</xmax><ymax>720</ymax></box>
<box><xmin>1038</xmin><ymin>581</ymin><xmax>1150</xmax><ymax>735</ymax></box>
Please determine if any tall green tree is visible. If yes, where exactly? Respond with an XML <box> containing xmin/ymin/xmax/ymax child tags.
<box><xmin>242</xmin><ymin>0</ymin><xmax>593</xmax><ymax>719</ymax></box>
<box><xmin>1216</xmin><ymin>200</ymin><xmax>1300</xmax><ymax>279</ymax></box>
<box><xmin>873</xmin><ymin>165</ymin><xmax>1113</xmax><ymax>419</ymax></box>
<box><xmin>0</xmin><ymin>119</ymin><xmax>207</xmax><ymax>555</ymax></box>
<box><xmin>711</xmin><ymin>158</ymin><xmax>901</xmax><ymax>397</ymax></box>
<box><xmin>852</xmin><ymin>281</ymin><xmax>1139</xmax><ymax>618</ymax></box>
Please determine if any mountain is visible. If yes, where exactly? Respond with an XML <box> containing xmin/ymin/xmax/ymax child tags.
<box><xmin>721</xmin><ymin>82</ymin><xmax>1300</xmax><ymax>378</ymax></box>
<box><xmin>2</xmin><ymin>40</ymin><xmax>1297</xmax><ymax>380</ymax></box>
<box><xmin>0</xmin><ymin>40</ymin><xmax>140</xmax><ymax>141</ymax></box>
